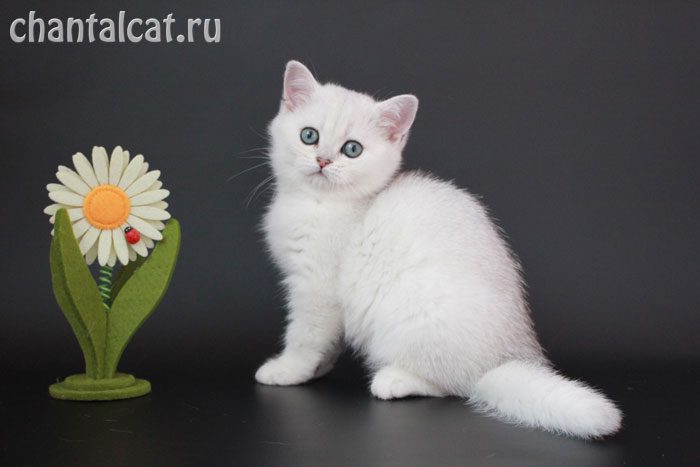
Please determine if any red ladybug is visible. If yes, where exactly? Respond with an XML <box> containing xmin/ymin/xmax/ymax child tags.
<box><xmin>124</xmin><ymin>227</ymin><xmax>140</xmax><ymax>244</ymax></box>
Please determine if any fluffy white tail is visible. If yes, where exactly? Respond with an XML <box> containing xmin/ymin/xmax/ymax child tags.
<box><xmin>470</xmin><ymin>360</ymin><xmax>622</xmax><ymax>439</ymax></box>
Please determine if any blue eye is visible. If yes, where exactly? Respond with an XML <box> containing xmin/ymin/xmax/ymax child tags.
<box><xmin>342</xmin><ymin>140</ymin><xmax>363</xmax><ymax>158</ymax></box>
<box><xmin>300</xmin><ymin>127</ymin><xmax>319</xmax><ymax>145</ymax></box>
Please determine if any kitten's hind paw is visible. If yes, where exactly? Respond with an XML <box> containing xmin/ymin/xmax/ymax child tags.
<box><xmin>370</xmin><ymin>366</ymin><xmax>447</xmax><ymax>400</ymax></box>
<box><xmin>255</xmin><ymin>354</ymin><xmax>316</xmax><ymax>386</ymax></box>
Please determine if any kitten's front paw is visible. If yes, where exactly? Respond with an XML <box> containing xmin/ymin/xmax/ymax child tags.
<box><xmin>255</xmin><ymin>355</ymin><xmax>316</xmax><ymax>386</ymax></box>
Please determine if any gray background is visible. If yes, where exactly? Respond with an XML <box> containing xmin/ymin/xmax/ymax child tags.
<box><xmin>1</xmin><ymin>0</ymin><xmax>698</xmax><ymax>379</ymax></box>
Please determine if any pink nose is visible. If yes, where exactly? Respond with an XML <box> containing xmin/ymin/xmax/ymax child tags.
<box><xmin>316</xmin><ymin>157</ymin><xmax>332</xmax><ymax>168</ymax></box>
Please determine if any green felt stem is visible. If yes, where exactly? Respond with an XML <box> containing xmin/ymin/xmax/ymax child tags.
<box><xmin>103</xmin><ymin>219</ymin><xmax>181</xmax><ymax>378</ymax></box>
<box><xmin>111</xmin><ymin>255</ymin><xmax>145</xmax><ymax>302</ymax></box>
<box><xmin>50</xmin><ymin>209</ymin><xmax>107</xmax><ymax>378</ymax></box>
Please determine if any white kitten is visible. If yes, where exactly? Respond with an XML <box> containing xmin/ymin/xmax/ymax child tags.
<box><xmin>255</xmin><ymin>60</ymin><xmax>622</xmax><ymax>439</ymax></box>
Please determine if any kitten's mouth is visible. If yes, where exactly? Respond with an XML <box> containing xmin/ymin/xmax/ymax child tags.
<box><xmin>307</xmin><ymin>167</ymin><xmax>333</xmax><ymax>184</ymax></box>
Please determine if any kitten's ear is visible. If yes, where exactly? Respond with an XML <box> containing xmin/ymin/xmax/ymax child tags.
<box><xmin>376</xmin><ymin>95</ymin><xmax>419</xmax><ymax>142</ymax></box>
<box><xmin>283</xmin><ymin>61</ymin><xmax>318</xmax><ymax>111</ymax></box>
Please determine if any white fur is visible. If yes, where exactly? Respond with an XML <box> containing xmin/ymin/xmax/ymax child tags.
<box><xmin>255</xmin><ymin>60</ymin><xmax>622</xmax><ymax>439</ymax></box>
<box><xmin>470</xmin><ymin>361</ymin><xmax>622</xmax><ymax>439</ymax></box>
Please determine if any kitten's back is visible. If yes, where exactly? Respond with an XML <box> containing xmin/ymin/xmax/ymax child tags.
<box><xmin>340</xmin><ymin>171</ymin><xmax>543</xmax><ymax>388</ymax></box>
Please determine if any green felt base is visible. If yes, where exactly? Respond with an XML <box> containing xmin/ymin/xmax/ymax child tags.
<box><xmin>49</xmin><ymin>373</ymin><xmax>151</xmax><ymax>401</ymax></box>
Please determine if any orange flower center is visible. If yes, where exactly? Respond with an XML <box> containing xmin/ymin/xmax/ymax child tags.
<box><xmin>83</xmin><ymin>185</ymin><xmax>131</xmax><ymax>230</ymax></box>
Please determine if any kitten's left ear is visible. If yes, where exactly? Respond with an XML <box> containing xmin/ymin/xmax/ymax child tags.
<box><xmin>376</xmin><ymin>95</ymin><xmax>419</xmax><ymax>142</ymax></box>
<box><xmin>283</xmin><ymin>61</ymin><xmax>318</xmax><ymax>111</ymax></box>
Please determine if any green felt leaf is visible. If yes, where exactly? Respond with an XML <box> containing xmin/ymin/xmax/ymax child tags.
<box><xmin>111</xmin><ymin>255</ymin><xmax>145</xmax><ymax>302</ymax></box>
<box><xmin>104</xmin><ymin>218</ymin><xmax>181</xmax><ymax>377</ymax></box>
<box><xmin>50</xmin><ymin>209</ymin><xmax>107</xmax><ymax>378</ymax></box>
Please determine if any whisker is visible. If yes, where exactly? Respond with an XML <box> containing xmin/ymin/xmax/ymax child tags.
<box><xmin>248</xmin><ymin>180</ymin><xmax>275</xmax><ymax>208</ymax></box>
<box><xmin>244</xmin><ymin>175</ymin><xmax>274</xmax><ymax>208</ymax></box>
<box><xmin>232</xmin><ymin>146</ymin><xmax>269</xmax><ymax>157</ymax></box>
<box><xmin>248</xmin><ymin>125</ymin><xmax>269</xmax><ymax>142</ymax></box>
<box><xmin>236</xmin><ymin>155</ymin><xmax>270</xmax><ymax>161</ymax></box>
<box><xmin>226</xmin><ymin>162</ymin><xmax>270</xmax><ymax>182</ymax></box>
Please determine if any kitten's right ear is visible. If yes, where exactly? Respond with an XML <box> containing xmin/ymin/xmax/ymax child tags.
<box><xmin>283</xmin><ymin>61</ymin><xmax>318</xmax><ymax>111</ymax></box>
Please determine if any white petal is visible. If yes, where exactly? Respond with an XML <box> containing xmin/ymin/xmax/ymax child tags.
<box><xmin>142</xmin><ymin>236</ymin><xmax>154</xmax><ymax>249</ymax></box>
<box><xmin>144</xmin><ymin>219</ymin><xmax>165</xmax><ymax>231</ymax></box>
<box><xmin>85</xmin><ymin>242</ymin><xmax>98</xmax><ymax>265</ymax></box>
<box><xmin>129</xmin><ymin>189</ymin><xmax>170</xmax><ymax>206</ymax></box>
<box><xmin>44</xmin><ymin>204</ymin><xmax>62</xmax><ymax>215</ymax></box>
<box><xmin>71</xmin><ymin>218</ymin><xmax>91</xmax><ymax>239</ymax></box>
<box><xmin>125</xmin><ymin>170</ymin><xmax>161</xmax><ymax>197</ymax></box>
<box><xmin>127</xmin><ymin>215</ymin><xmax>163</xmax><ymax>240</ymax></box>
<box><xmin>138</xmin><ymin>162</ymin><xmax>149</xmax><ymax>177</ymax></box>
<box><xmin>151</xmin><ymin>201</ymin><xmax>168</xmax><ymax>210</ymax></box>
<box><xmin>49</xmin><ymin>190</ymin><xmax>85</xmax><ymax>206</ymax></box>
<box><xmin>49</xmin><ymin>213</ymin><xmax>85</xmax><ymax>226</ymax></box>
<box><xmin>56</xmin><ymin>169</ymin><xmax>91</xmax><ymax>195</ymax></box>
<box><xmin>47</xmin><ymin>183</ymin><xmax>70</xmax><ymax>192</ymax></box>
<box><xmin>112</xmin><ymin>228</ymin><xmax>129</xmax><ymax>265</ymax></box>
<box><xmin>117</xmin><ymin>155</ymin><xmax>144</xmax><ymax>190</ymax></box>
<box><xmin>72</xmin><ymin>152</ymin><xmax>99</xmax><ymax>188</ymax></box>
<box><xmin>57</xmin><ymin>165</ymin><xmax>72</xmax><ymax>174</ymax></box>
<box><xmin>79</xmin><ymin>227</ymin><xmax>100</xmax><ymax>255</ymax></box>
<box><xmin>97</xmin><ymin>229</ymin><xmax>112</xmax><ymax>266</ymax></box>
<box><xmin>128</xmin><ymin>246</ymin><xmax>137</xmax><ymax>261</ymax></box>
<box><xmin>66</xmin><ymin>208</ymin><xmax>84</xmax><ymax>221</ymax></box>
<box><xmin>130</xmin><ymin>206</ymin><xmax>171</xmax><ymax>221</ymax></box>
<box><xmin>122</xmin><ymin>150</ymin><xmax>130</xmax><ymax>171</ymax></box>
<box><xmin>130</xmin><ymin>239</ymin><xmax>148</xmax><ymax>257</ymax></box>
<box><xmin>92</xmin><ymin>146</ymin><xmax>109</xmax><ymax>185</ymax></box>
<box><xmin>108</xmin><ymin>248</ymin><xmax>117</xmax><ymax>267</ymax></box>
<box><xmin>149</xmin><ymin>180</ymin><xmax>163</xmax><ymax>191</ymax></box>
<box><xmin>109</xmin><ymin>146</ymin><xmax>125</xmax><ymax>185</ymax></box>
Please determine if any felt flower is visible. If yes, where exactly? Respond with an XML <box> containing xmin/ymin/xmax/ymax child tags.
<box><xmin>45</xmin><ymin>146</ymin><xmax>170</xmax><ymax>266</ymax></box>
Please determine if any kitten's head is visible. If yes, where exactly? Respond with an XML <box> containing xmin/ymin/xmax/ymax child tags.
<box><xmin>268</xmin><ymin>61</ymin><xmax>418</xmax><ymax>198</ymax></box>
